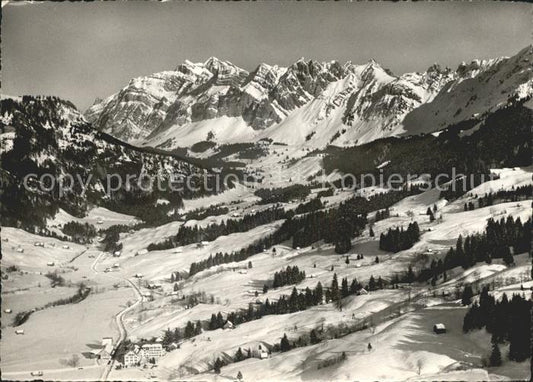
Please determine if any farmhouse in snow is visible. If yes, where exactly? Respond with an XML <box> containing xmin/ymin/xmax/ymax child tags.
<box><xmin>433</xmin><ymin>323</ymin><xmax>446</xmax><ymax>334</ymax></box>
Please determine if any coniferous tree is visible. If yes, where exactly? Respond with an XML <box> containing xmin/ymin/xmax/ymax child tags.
<box><xmin>461</xmin><ymin>285</ymin><xmax>474</xmax><ymax>306</ymax></box>
<box><xmin>289</xmin><ymin>287</ymin><xmax>299</xmax><ymax>312</ymax></box>
<box><xmin>195</xmin><ymin>320</ymin><xmax>202</xmax><ymax>335</ymax></box>
<box><xmin>310</xmin><ymin>329</ymin><xmax>320</xmax><ymax>344</ymax></box>
<box><xmin>368</xmin><ymin>275</ymin><xmax>376</xmax><ymax>291</ymax></box>
<box><xmin>335</xmin><ymin>236</ymin><xmax>352</xmax><ymax>254</ymax></box>
<box><xmin>341</xmin><ymin>277</ymin><xmax>349</xmax><ymax>298</ymax></box>
<box><xmin>349</xmin><ymin>278</ymin><xmax>359</xmax><ymax>295</ymax></box>
<box><xmin>209</xmin><ymin>314</ymin><xmax>218</xmax><ymax>330</ymax></box>
<box><xmin>315</xmin><ymin>282</ymin><xmax>323</xmax><ymax>304</ymax></box>
<box><xmin>173</xmin><ymin>327</ymin><xmax>181</xmax><ymax>342</ymax></box>
<box><xmin>379</xmin><ymin>222</ymin><xmax>420</xmax><ymax>252</ymax></box>
<box><xmin>489</xmin><ymin>341</ymin><xmax>502</xmax><ymax>366</ymax></box>
<box><xmin>463</xmin><ymin>292</ymin><xmax>531</xmax><ymax>362</ymax></box>
<box><xmin>501</xmin><ymin>246</ymin><xmax>514</xmax><ymax>265</ymax></box>
<box><xmin>213</xmin><ymin>357</ymin><xmax>223</xmax><ymax>374</ymax></box>
<box><xmin>280</xmin><ymin>334</ymin><xmax>291</xmax><ymax>352</ymax></box>
<box><xmin>330</xmin><ymin>274</ymin><xmax>340</xmax><ymax>304</ymax></box>
<box><xmin>184</xmin><ymin>321</ymin><xmax>195</xmax><ymax>338</ymax></box>
<box><xmin>162</xmin><ymin>328</ymin><xmax>173</xmax><ymax>347</ymax></box>
<box><xmin>235</xmin><ymin>347</ymin><xmax>245</xmax><ymax>362</ymax></box>
<box><xmin>216</xmin><ymin>312</ymin><xmax>225</xmax><ymax>328</ymax></box>
<box><xmin>508</xmin><ymin>295</ymin><xmax>531</xmax><ymax>361</ymax></box>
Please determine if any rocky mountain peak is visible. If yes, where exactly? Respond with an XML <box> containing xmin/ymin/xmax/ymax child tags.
<box><xmin>85</xmin><ymin>46</ymin><xmax>532</xmax><ymax>149</ymax></box>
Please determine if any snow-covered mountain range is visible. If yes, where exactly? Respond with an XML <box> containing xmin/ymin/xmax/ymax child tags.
<box><xmin>85</xmin><ymin>46</ymin><xmax>532</xmax><ymax>149</ymax></box>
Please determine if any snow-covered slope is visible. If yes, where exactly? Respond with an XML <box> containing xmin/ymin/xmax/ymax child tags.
<box><xmin>259</xmin><ymin>61</ymin><xmax>453</xmax><ymax>147</ymax></box>
<box><xmin>402</xmin><ymin>45</ymin><xmax>533</xmax><ymax>135</ymax></box>
<box><xmin>85</xmin><ymin>46</ymin><xmax>532</xmax><ymax>149</ymax></box>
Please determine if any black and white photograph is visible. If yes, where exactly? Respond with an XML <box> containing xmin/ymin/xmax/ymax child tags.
<box><xmin>1</xmin><ymin>1</ymin><xmax>532</xmax><ymax>381</ymax></box>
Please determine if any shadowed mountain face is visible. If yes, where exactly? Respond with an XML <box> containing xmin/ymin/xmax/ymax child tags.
<box><xmin>0</xmin><ymin>96</ymin><xmax>220</xmax><ymax>228</ymax></box>
<box><xmin>402</xmin><ymin>45</ymin><xmax>533</xmax><ymax>136</ymax></box>
<box><xmin>85</xmin><ymin>46</ymin><xmax>532</xmax><ymax>149</ymax></box>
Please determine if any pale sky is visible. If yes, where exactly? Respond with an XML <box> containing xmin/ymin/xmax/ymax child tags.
<box><xmin>2</xmin><ymin>1</ymin><xmax>531</xmax><ymax>110</ymax></box>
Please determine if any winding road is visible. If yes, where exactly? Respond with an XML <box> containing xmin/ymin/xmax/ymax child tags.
<box><xmin>91</xmin><ymin>250</ymin><xmax>144</xmax><ymax>381</ymax></box>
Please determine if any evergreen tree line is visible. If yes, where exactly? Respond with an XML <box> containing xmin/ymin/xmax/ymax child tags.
<box><xmin>101</xmin><ymin>226</ymin><xmax>123</xmax><ymax>252</ymax></box>
<box><xmin>399</xmin><ymin>216</ymin><xmax>530</xmax><ymax>287</ymax></box>
<box><xmin>290</xmin><ymin>206</ymin><xmax>367</xmax><ymax>254</ymax></box>
<box><xmin>160</xmin><ymin>321</ymin><xmax>202</xmax><ymax>347</ymax></box>
<box><xmin>463</xmin><ymin>287</ymin><xmax>531</xmax><ymax>362</ymax></box>
<box><xmin>148</xmin><ymin>206</ymin><xmax>287</xmax><ymax>251</ymax></box>
<box><xmin>188</xmin><ymin>222</ymin><xmax>293</xmax><ymax>276</ymax></box>
<box><xmin>275</xmin><ymin>315</ymin><xmax>370</xmax><ymax>353</ymax></box>
<box><xmin>61</xmin><ymin>221</ymin><xmax>97</xmax><ymax>243</ymax></box>
<box><xmin>186</xmin><ymin>188</ymin><xmax>427</xmax><ymax>277</ymax></box>
<box><xmin>325</xmin><ymin>102</ymin><xmax>532</xmax><ymax>193</ymax></box>
<box><xmin>102</xmin><ymin>196</ymin><xmax>184</xmax><ymax>227</ymax></box>
<box><xmin>187</xmin><ymin>201</ymin><xmax>366</xmax><ymax>276</ymax></box>
<box><xmin>212</xmin><ymin>346</ymin><xmax>260</xmax><ymax>375</ymax></box>
<box><xmin>272</xmin><ymin>266</ymin><xmax>306</xmax><ymax>288</ymax></box>
<box><xmin>154</xmin><ymin>185</ymin><xmax>422</xmax><ymax>258</ymax></box>
<box><xmin>442</xmin><ymin>216</ymin><xmax>530</xmax><ymax>270</ymax></box>
<box><xmin>160</xmin><ymin>280</ymin><xmax>326</xmax><ymax>346</ymax></box>
<box><xmin>184</xmin><ymin>205</ymin><xmax>229</xmax><ymax>221</ymax></box>
<box><xmin>316</xmin><ymin>188</ymin><xmax>334</xmax><ymax>198</ymax></box>
<box><xmin>294</xmin><ymin>198</ymin><xmax>324</xmax><ymax>215</ymax></box>
<box><xmin>254</xmin><ymin>184</ymin><xmax>311</xmax><ymax>204</ymax></box>
<box><xmin>463</xmin><ymin>185</ymin><xmax>532</xmax><ymax>211</ymax></box>
<box><xmin>161</xmin><ymin>272</ymin><xmax>382</xmax><ymax>348</ymax></box>
<box><xmin>379</xmin><ymin>222</ymin><xmax>421</xmax><ymax>252</ymax></box>
<box><xmin>290</xmin><ymin>190</ymin><xmax>421</xmax><ymax>253</ymax></box>
<box><xmin>160</xmin><ymin>274</ymin><xmax>390</xmax><ymax>372</ymax></box>
<box><xmin>344</xmin><ymin>188</ymin><xmax>424</xmax><ymax>215</ymax></box>
<box><xmin>440</xmin><ymin>174</ymin><xmax>495</xmax><ymax>202</ymax></box>
<box><xmin>374</xmin><ymin>208</ymin><xmax>391</xmax><ymax>222</ymax></box>
<box><xmin>175</xmin><ymin>205</ymin><xmax>286</xmax><ymax>244</ymax></box>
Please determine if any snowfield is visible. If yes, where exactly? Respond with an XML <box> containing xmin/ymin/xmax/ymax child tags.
<box><xmin>2</xmin><ymin>164</ymin><xmax>531</xmax><ymax>381</ymax></box>
<box><xmin>2</xmin><ymin>227</ymin><xmax>86</xmax><ymax>268</ymax></box>
<box><xmin>47</xmin><ymin>207</ymin><xmax>139</xmax><ymax>230</ymax></box>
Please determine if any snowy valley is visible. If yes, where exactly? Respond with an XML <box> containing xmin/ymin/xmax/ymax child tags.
<box><xmin>1</xmin><ymin>45</ymin><xmax>532</xmax><ymax>382</ymax></box>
